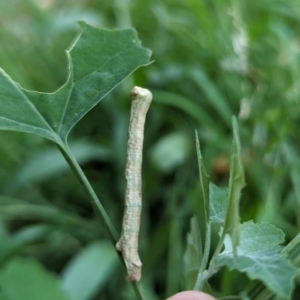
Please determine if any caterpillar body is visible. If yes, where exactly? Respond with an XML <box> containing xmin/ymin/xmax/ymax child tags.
<box><xmin>116</xmin><ymin>86</ymin><xmax>152</xmax><ymax>281</ymax></box>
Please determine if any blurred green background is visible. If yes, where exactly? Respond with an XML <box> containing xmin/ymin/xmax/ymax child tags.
<box><xmin>0</xmin><ymin>0</ymin><xmax>300</xmax><ymax>299</ymax></box>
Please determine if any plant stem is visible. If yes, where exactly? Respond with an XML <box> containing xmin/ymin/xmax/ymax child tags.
<box><xmin>58</xmin><ymin>143</ymin><xmax>118</xmax><ymax>242</ymax></box>
<box><xmin>211</xmin><ymin>231</ymin><xmax>226</xmax><ymax>262</ymax></box>
<box><xmin>194</xmin><ymin>131</ymin><xmax>212</xmax><ymax>291</ymax></box>
<box><xmin>57</xmin><ymin>142</ymin><xmax>146</xmax><ymax>300</ymax></box>
<box><xmin>194</xmin><ymin>221</ymin><xmax>211</xmax><ymax>290</ymax></box>
<box><xmin>194</xmin><ymin>227</ymin><xmax>226</xmax><ymax>290</ymax></box>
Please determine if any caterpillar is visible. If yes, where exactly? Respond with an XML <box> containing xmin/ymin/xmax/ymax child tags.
<box><xmin>116</xmin><ymin>86</ymin><xmax>153</xmax><ymax>281</ymax></box>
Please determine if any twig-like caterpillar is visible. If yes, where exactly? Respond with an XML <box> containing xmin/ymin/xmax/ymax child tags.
<box><xmin>116</xmin><ymin>86</ymin><xmax>152</xmax><ymax>281</ymax></box>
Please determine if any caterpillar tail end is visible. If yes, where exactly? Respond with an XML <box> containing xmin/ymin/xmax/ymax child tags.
<box><xmin>116</xmin><ymin>238</ymin><xmax>142</xmax><ymax>282</ymax></box>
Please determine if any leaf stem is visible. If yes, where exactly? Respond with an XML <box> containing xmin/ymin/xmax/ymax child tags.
<box><xmin>194</xmin><ymin>131</ymin><xmax>212</xmax><ymax>291</ymax></box>
<box><xmin>194</xmin><ymin>228</ymin><xmax>226</xmax><ymax>291</ymax></box>
<box><xmin>58</xmin><ymin>143</ymin><xmax>118</xmax><ymax>241</ymax></box>
<box><xmin>194</xmin><ymin>222</ymin><xmax>211</xmax><ymax>290</ymax></box>
<box><xmin>57</xmin><ymin>142</ymin><xmax>146</xmax><ymax>300</ymax></box>
<box><xmin>211</xmin><ymin>231</ymin><xmax>226</xmax><ymax>262</ymax></box>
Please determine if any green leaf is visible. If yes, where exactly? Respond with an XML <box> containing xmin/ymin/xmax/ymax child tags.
<box><xmin>0</xmin><ymin>21</ymin><xmax>151</xmax><ymax>144</ymax></box>
<box><xmin>183</xmin><ymin>217</ymin><xmax>203</xmax><ymax>290</ymax></box>
<box><xmin>243</xmin><ymin>231</ymin><xmax>300</xmax><ymax>300</ymax></box>
<box><xmin>61</xmin><ymin>241</ymin><xmax>118</xmax><ymax>300</ymax></box>
<box><xmin>0</xmin><ymin>258</ymin><xmax>70</xmax><ymax>300</ymax></box>
<box><xmin>195</xmin><ymin>131</ymin><xmax>210</xmax><ymax>224</ymax></box>
<box><xmin>216</xmin><ymin>221</ymin><xmax>298</xmax><ymax>299</ymax></box>
<box><xmin>209</xmin><ymin>183</ymin><xmax>227</xmax><ymax>223</ymax></box>
<box><xmin>222</xmin><ymin>117</ymin><xmax>245</xmax><ymax>252</ymax></box>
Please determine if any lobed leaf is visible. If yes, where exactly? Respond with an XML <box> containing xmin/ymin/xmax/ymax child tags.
<box><xmin>0</xmin><ymin>21</ymin><xmax>152</xmax><ymax>144</ymax></box>
<box><xmin>216</xmin><ymin>221</ymin><xmax>298</xmax><ymax>299</ymax></box>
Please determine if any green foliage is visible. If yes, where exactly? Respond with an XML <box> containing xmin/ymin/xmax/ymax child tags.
<box><xmin>0</xmin><ymin>21</ymin><xmax>151</xmax><ymax>143</ymax></box>
<box><xmin>0</xmin><ymin>258</ymin><xmax>70</xmax><ymax>300</ymax></box>
<box><xmin>6</xmin><ymin>140</ymin><xmax>109</xmax><ymax>193</ymax></box>
<box><xmin>183</xmin><ymin>217</ymin><xmax>203</xmax><ymax>290</ymax></box>
<box><xmin>61</xmin><ymin>241</ymin><xmax>118</xmax><ymax>300</ymax></box>
<box><xmin>1</xmin><ymin>0</ymin><xmax>300</xmax><ymax>299</ymax></box>
<box><xmin>0</xmin><ymin>247</ymin><xmax>118</xmax><ymax>300</ymax></box>
<box><xmin>209</xmin><ymin>183</ymin><xmax>227</xmax><ymax>224</ymax></box>
<box><xmin>184</xmin><ymin>119</ymin><xmax>299</xmax><ymax>299</ymax></box>
<box><xmin>216</xmin><ymin>222</ymin><xmax>297</xmax><ymax>299</ymax></box>
<box><xmin>150</xmin><ymin>131</ymin><xmax>192</xmax><ymax>173</ymax></box>
<box><xmin>223</xmin><ymin>117</ymin><xmax>245</xmax><ymax>253</ymax></box>
<box><xmin>0</xmin><ymin>19</ymin><xmax>151</xmax><ymax>300</ymax></box>
<box><xmin>195</xmin><ymin>131</ymin><xmax>210</xmax><ymax>224</ymax></box>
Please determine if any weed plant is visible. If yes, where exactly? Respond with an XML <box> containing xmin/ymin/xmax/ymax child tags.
<box><xmin>0</xmin><ymin>1</ymin><xmax>300</xmax><ymax>299</ymax></box>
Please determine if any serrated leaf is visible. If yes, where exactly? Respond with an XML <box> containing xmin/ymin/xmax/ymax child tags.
<box><xmin>0</xmin><ymin>21</ymin><xmax>151</xmax><ymax>144</ymax></box>
<box><xmin>0</xmin><ymin>258</ymin><xmax>70</xmax><ymax>300</ymax></box>
<box><xmin>209</xmin><ymin>183</ymin><xmax>227</xmax><ymax>223</ymax></box>
<box><xmin>216</xmin><ymin>221</ymin><xmax>298</xmax><ymax>299</ymax></box>
<box><xmin>61</xmin><ymin>241</ymin><xmax>118</xmax><ymax>300</ymax></box>
<box><xmin>222</xmin><ymin>117</ymin><xmax>245</xmax><ymax>252</ymax></box>
<box><xmin>243</xmin><ymin>232</ymin><xmax>300</xmax><ymax>300</ymax></box>
<box><xmin>183</xmin><ymin>217</ymin><xmax>203</xmax><ymax>290</ymax></box>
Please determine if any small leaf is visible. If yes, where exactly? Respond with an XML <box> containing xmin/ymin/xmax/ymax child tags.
<box><xmin>195</xmin><ymin>131</ymin><xmax>210</xmax><ymax>224</ymax></box>
<box><xmin>216</xmin><ymin>221</ymin><xmax>298</xmax><ymax>299</ymax></box>
<box><xmin>222</xmin><ymin>117</ymin><xmax>245</xmax><ymax>252</ymax></box>
<box><xmin>0</xmin><ymin>258</ymin><xmax>70</xmax><ymax>300</ymax></box>
<box><xmin>209</xmin><ymin>183</ymin><xmax>227</xmax><ymax>223</ymax></box>
<box><xmin>61</xmin><ymin>241</ymin><xmax>118</xmax><ymax>300</ymax></box>
<box><xmin>0</xmin><ymin>21</ymin><xmax>152</xmax><ymax>144</ymax></box>
<box><xmin>183</xmin><ymin>217</ymin><xmax>203</xmax><ymax>290</ymax></box>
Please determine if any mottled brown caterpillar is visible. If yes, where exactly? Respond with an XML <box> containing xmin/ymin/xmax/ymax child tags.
<box><xmin>116</xmin><ymin>86</ymin><xmax>152</xmax><ymax>281</ymax></box>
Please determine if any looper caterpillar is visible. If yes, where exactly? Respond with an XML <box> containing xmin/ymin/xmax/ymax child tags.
<box><xmin>116</xmin><ymin>86</ymin><xmax>152</xmax><ymax>281</ymax></box>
